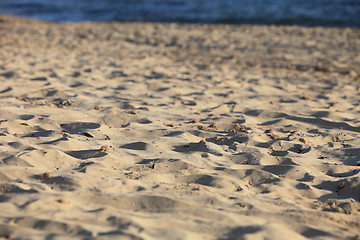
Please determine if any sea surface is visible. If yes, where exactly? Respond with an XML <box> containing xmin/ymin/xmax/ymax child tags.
<box><xmin>0</xmin><ymin>0</ymin><xmax>359</xmax><ymax>27</ymax></box>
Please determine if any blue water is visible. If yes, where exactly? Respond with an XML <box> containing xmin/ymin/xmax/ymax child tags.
<box><xmin>0</xmin><ymin>0</ymin><xmax>359</xmax><ymax>27</ymax></box>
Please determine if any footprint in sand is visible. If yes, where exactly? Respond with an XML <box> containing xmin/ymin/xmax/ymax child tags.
<box><xmin>60</xmin><ymin>122</ymin><xmax>100</xmax><ymax>134</ymax></box>
<box><xmin>65</xmin><ymin>150</ymin><xmax>107</xmax><ymax>160</ymax></box>
<box><xmin>119</xmin><ymin>142</ymin><xmax>148</xmax><ymax>151</ymax></box>
<box><xmin>173</xmin><ymin>141</ymin><xmax>223</xmax><ymax>156</ymax></box>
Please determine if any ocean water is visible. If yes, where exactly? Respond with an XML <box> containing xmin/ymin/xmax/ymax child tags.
<box><xmin>0</xmin><ymin>0</ymin><xmax>359</xmax><ymax>27</ymax></box>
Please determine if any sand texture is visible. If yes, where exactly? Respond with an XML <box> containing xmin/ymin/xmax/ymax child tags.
<box><xmin>0</xmin><ymin>16</ymin><xmax>359</xmax><ymax>239</ymax></box>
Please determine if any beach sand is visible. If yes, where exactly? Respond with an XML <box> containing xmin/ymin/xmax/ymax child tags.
<box><xmin>0</xmin><ymin>15</ymin><xmax>359</xmax><ymax>239</ymax></box>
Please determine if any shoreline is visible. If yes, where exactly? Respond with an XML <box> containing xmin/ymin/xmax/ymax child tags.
<box><xmin>0</xmin><ymin>16</ymin><xmax>359</xmax><ymax>239</ymax></box>
<box><xmin>1</xmin><ymin>15</ymin><xmax>360</xmax><ymax>30</ymax></box>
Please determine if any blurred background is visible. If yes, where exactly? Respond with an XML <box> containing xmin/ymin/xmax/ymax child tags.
<box><xmin>0</xmin><ymin>0</ymin><xmax>359</xmax><ymax>27</ymax></box>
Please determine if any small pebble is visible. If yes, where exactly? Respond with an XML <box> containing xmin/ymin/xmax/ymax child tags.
<box><xmin>100</xmin><ymin>145</ymin><xmax>109</xmax><ymax>152</ymax></box>
<box><xmin>201</xmin><ymin>153</ymin><xmax>209</xmax><ymax>157</ymax></box>
<box><xmin>41</xmin><ymin>172</ymin><xmax>52</xmax><ymax>180</ymax></box>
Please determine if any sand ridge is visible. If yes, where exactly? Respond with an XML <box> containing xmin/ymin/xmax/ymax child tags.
<box><xmin>0</xmin><ymin>16</ymin><xmax>359</xmax><ymax>239</ymax></box>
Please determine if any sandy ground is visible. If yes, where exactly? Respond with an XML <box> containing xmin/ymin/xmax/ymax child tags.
<box><xmin>0</xmin><ymin>15</ymin><xmax>359</xmax><ymax>239</ymax></box>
